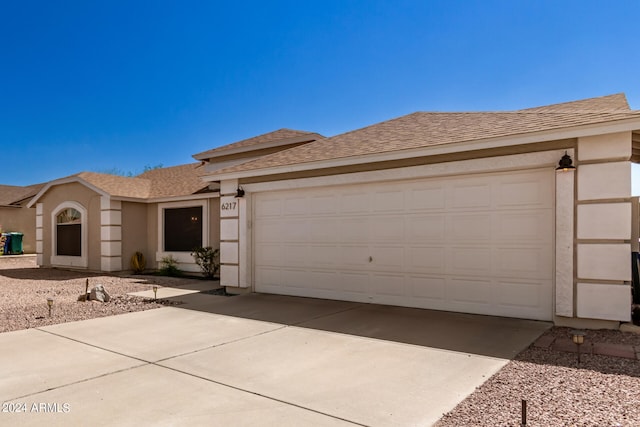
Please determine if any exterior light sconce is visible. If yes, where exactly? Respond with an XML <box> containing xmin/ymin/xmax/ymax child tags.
<box><xmin>47</xmin><ymin>297</ymin><xmax>54</xmax><ymax>317</ymax></box>
<box><xmin>153</xmin><ymin>286</ymin><xmax>158</xmax><ymax>300</ymax></box>
<box><xmin>556</xmin><ymin>151</ymin><xmax>576</xmax><ymax>172</ymax></box>
<box><xmin>570</xmin><ymin>329</ymin><xmax>586</xmax><ymax>364</ymax></box>
<box><xmin>235</xmin><ymin>186</ymin><xmax>245</xmax><ymax>198</ymax></box>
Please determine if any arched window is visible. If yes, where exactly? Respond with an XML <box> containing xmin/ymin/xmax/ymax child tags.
<box><xmin>56</xmin><ymin>208</ymin><xmax>82</xmax><ymax>256</ymax></box>
<box><xmin>51</xmin><ymin>201</ymin><xmax>87</xmax><ymax>267</ymax></box>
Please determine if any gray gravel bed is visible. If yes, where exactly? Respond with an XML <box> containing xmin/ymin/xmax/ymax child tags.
<box><xmin>436</xmin><ymin>328</ymin><xmax>640</xmax><ymax>426</ymax></box>
<box><xmin>0</xmin><ymin>256</ymin><xmax>172</xmax><ymax>333</ymax></box>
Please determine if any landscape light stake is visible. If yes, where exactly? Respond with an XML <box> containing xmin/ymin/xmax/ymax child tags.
<box><xmin>47</xmin><ymin>298</ymin><xmax>54</xmax><ymax>317</ymax></box>
<box><xmin>571</xmin><ymin>329</ymin><xmax>586</xmax><ymax>364</ymax></box>
<box><xmin>153</xmin><ymin>286</ymin><xmax>158</xmax><ymax>300</ymax></box>
<box><xmin>521</xmin><ymin>399</ymin><xmax>527</xmax><ymax>426</ymax></box>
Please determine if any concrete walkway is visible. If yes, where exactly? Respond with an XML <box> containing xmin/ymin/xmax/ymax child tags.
<box><xmin>0</xmin><ymin>294</ymin><xmax>549</xmax><ymax>426</ymax></box>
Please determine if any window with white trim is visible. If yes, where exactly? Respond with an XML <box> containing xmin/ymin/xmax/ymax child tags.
<box><xmin>164</xmin><ymin>206</ymin><xmax>203</xmax><ymax>251</ymax></box>
<box><xmin>56</xmin><ymin>208</ymin><xmax>82</xmax><ymax>256</ymax></box>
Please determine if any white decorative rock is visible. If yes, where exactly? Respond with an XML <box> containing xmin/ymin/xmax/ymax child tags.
<box><xmin>89</xmin><ymin>285</ymin><xmax>111</xmax><ymax>302</ymax></box>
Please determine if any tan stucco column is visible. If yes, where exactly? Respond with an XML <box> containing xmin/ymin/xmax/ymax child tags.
<box><xmin>100</xmin><ymin>197</ymin><xmax>123</xmax><ymax>272</ymax></box>
<box><xmin>575</xmin><ymin>132</ymin><xmax>633</xmax><ymax>322</ymax></box>
<box><xmin>220</xmin><ymin>179</ymin><xmax>251</xmax><ymax>290</ymax></box>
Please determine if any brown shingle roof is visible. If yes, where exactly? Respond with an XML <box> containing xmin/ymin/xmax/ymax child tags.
<box><xmin>75</xmin><ymin>172</ymin><xmax>153</xmax><ymax>199</ymax></box>
<box><xmin>137</xmin><ymin>162</ymin><xmax>210</xmax><ymax>198</ymax></box>
<box><xmin>0</xmin><ymin>183</ymin><xmax>45</xmax><ymax>206</ymax></box>
<box><xmin>63</xmin><ymin>163</ymin><xmax>210</xmax><ymax>200</ymax></box>
<box><xmin>519</xmin><ymin>93</ymin><xmax>630</xmax><ymax>112</ymax></box>
<box><xmin>193</xmin><ymin>128</ymin><xmax>323</xmax><ymax>160</ymax></box>
<box><xmin>212</xmin><ymin>94</ymin><xmax>640</xmax><ymax>175</ymax></box>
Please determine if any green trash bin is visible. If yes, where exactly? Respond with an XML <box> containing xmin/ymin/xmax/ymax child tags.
<box><xmin>9</xmin><ymin>232</ymin><xmax>23</xmax><ymax>255</ymax></box>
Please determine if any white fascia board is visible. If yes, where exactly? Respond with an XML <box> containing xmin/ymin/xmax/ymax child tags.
<box><xmin>242</xmin><ymin>149</ymin><xmax>569</xmax><ymax>193</ymax></box>
<box><xmin>205</xmin><ymin>117</ymin><xmax>640</xmax><ymax>182</ymax></box>
<box><xmin>113</xmin><ymin>192</ymin><xmax>220</xmax><ymax>204</ymax></box>
<box><xmin>192</xmin><ymin>134</ymin><xmax>321</xmax><ymax>160</ymax></box>
<box><xmin>27</xmin><ymin>176</ymin><xmax>110</xmax><ymax>208</ymax></box>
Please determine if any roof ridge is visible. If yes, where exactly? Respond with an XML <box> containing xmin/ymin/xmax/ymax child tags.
<box><xmin>518</xmin><ymin>93</ymin><xmax>630</xmax><ymax>112</ymax></box>
<box><xmin>192</xmin><ymin>128</ymin><xmax>324</xmax><ymax>160</ymax></box>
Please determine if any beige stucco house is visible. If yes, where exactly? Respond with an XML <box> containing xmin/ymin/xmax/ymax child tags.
<box><xmin>0</xmin><ymin>183</ymin><xmax>43</xmax><ymax>254</ymax></box>
<box><xmin>201</xmin><ymin>93</ymin><xmax>640</xmax><ymax>329</ymax></box>
<box><xmin>15</xmin><ymin>95</ymin><xmax>640</xmax><ymax>328</ymax></box>
<box><xmin>26</xmin><ymin>129</ymin><xmax>324</xmax><ymax>274</ymax></box>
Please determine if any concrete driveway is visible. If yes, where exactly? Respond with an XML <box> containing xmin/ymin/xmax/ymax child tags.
<box><xmin>0</xmin><ymin>293</ymin><xmax>549</xmax><ymax>426</ymax></box>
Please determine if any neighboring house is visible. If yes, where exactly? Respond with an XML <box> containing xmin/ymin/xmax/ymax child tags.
<box><xmin>202</xmin><ymin>93</ymin><xmax>640</xmax><ymax>329</ymax></box>
<box><xmin>26</xmin><ymin>129</ymin><xmax>324</xmax><ymax>274</ymax></box>
<box><xmin>0</xmin><ymin>183</ymin><xmax>44</xmax><ymax>253</ymax></box>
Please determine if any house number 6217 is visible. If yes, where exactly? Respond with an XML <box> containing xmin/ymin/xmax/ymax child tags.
<box><xmin>221</xmin><ymin>201</ymin><xmax>237</xmax><ymax>211</ymax></box>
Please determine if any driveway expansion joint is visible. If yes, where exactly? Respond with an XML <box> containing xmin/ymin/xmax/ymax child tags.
<box><xmin>6</xmin><ymin>364</ymin><xmax>147</xmax><ymax>402</ymax></box>
<box><xmin>289</xmin><ymin>303</ymin><xmax>365</xmax><ymax>327</ymax></box>
<box><xmin>23</xmin><ymin>327</ymin><xmax>366</xmax><ymax>426</ymax></box>
<box><xmin>153</xmin><ymin>324</ymin><xmax>289</xmax><ymax>363</ymax></box>
<box><xmin>157</xmin><ymin>364</ymin><xmax>368</xmax><ymax>427</ymax></box>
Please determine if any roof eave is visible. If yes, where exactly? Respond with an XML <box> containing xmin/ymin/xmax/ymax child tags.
<box><xmin>113</xmin><ymin>191</ymin><xmax>220</xmax><ymax>204</ymax></box>
<box><xmin>27</xmin><ymin>176</ymin><xmax>111</xmax><ymax>208</ymax></box>
<box><xmin>203</xmin><ymin>116</ymin><xmax>640</xmax><ymax>182</ymax></box>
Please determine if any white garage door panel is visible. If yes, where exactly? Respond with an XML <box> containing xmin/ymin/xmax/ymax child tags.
<box><xmin>254</xmin><ymin>169</ymin><xmax>554</xmax><ymax>320</ymax></box>
<box><xmin>408</xmin><ymin>276</ymin><xmax>446</xmax><ymax>300</ymax></box>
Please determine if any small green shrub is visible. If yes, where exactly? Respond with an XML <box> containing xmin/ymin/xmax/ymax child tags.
<box><xmin>159</xmin><ymin>255</ymin><xmax>182</xmax><ymax>277</ymax></box>
<box><xmin>191</xmin><ymin>247</ymin><xmax>220</xmax><ymax>279</ymax></box>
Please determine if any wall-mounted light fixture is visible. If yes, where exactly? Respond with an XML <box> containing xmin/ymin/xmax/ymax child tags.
<box><xmin>556</xmin><ymin>151</ymin><xmax>576</xmax><ymax>172</ymax></box>
<box><xmin>235</xmin><ymin>186</ymin><xmax>245</xmax><ymax>198</ymax></box>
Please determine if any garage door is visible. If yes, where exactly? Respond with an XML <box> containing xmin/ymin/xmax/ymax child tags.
<box><xmin>253</xmin><ymin>169</ymin><xmax>554</xmax><ymax>320</ymax></box>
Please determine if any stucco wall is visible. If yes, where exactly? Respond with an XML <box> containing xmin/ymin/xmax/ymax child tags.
<box><xmin>209</xmin><ymin>197</ymin><xmax>221</xmax><ymax>251</ymax></box>
<box><xmin>0</xmin><ymin>206</ymin><xmax>36</xmax><ymax>253</ymax></box>
<box><xmin>37</xmin><ymin>182</ymin><xmax>102</xmax><ymax>270</ymax></box>
<box><xmin>146</xmin><ymin>204</ymin><xmax>159</xmax><ymax>270</ymax></box>
<box><xmin>121</xmin><ymin>201</ymin><xmax>149</xmax><ymax>272</ymax></box>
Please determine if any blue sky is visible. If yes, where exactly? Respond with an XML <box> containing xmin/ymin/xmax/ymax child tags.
<box><xmin>1</xmin><ymin>1</ymin><xmax>639</xmax><ymax>186</ymax></box>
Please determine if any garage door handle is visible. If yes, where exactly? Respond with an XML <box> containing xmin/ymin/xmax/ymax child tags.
<box><xmin>369</xmin><ymin>256</ymin><xmax>373</xmax><ymax>263</ymax></box>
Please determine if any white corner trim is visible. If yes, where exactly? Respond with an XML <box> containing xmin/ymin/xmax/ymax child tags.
<box><xmin>101</xmin><ymin>256</ymin><xmax>123</xmax><ymax>272</ymax></box>
<box><xmin>101</xmin><ymin>196</ymin><xmax>122</xmax><ymax>211</ymax></box>
<box><xmin>555</xmin><ymin>170</ymin><xmax>575</xmax><ymax>317</ymax></box>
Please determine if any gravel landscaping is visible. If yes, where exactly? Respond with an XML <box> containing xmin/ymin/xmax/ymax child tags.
<box><xmin>3</xmin><ymin>256</ymin><xmax>640</xmax><ymax>425</ymax></box>
<box><xmin>437</xmin><ymin>329</ymin><xmax>640</xmax><ymax>426</ymax></box>
<box><xmin>0</xmin><ymin>256</ymin><xmax>173</xmax><ymax>333</ymax></box>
